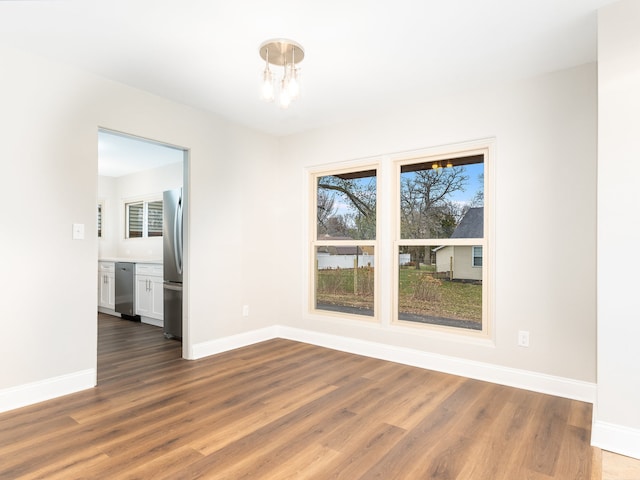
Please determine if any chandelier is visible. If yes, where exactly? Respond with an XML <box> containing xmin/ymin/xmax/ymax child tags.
<box><xmin>259</xmin><ymin>39</ymin><xmax>305</xmax><ymax>109</ymax></box>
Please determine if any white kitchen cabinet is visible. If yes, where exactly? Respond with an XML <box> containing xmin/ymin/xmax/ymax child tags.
<box><xmin>98</xmin><ymin>261</ymin><xmax>115</xmax><ymax>312</ymax></box>
<box><xmin>135</xmin><ymin>263</ymin><xmax>163</xmax><ymax>326</ymax></box>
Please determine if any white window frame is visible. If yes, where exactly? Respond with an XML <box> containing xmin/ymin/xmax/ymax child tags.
<box><xmin>306</xmin><ymin>139</ymin><xmax>494</xmax><ymax>341</ymax></box>
<box><xmin>309</xmin><ymin>163</ymin><xmax>379</xmax><ymax>321</ymax></box>
<box><xmin>392</xmin><ymin>141</ymin><xmax>493</xmax><ymax>338</ymax></box>
<box><xmin>124</xmin><ymin>195</ymin><xmax>163</xmax><ymax>239</ymax></box>
<box><xmin>472</xmin><ymin>245</ymin><xmax>483</xmax><ymax>268</ymax></box>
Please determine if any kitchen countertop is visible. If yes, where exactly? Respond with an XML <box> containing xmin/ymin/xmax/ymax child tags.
<box><xmin>99</xmin><ymin>258</ymin><xmax>163</xmax><ymax>264</ymax></box>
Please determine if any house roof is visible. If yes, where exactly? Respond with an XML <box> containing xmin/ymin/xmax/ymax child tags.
<box><xmin>451</xmin><ymin>207</ymin><xmax>484</xmax><ymax>239</ymax></box>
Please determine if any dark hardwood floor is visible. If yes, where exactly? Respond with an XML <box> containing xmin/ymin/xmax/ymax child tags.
<box><xmin>0</xmin><ymin>313</ymin><xmax>597</xmax><ymax>479</ymax></box>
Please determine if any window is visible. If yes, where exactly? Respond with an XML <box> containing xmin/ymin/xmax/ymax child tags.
<box><xmin>97</xmin><ymin>202</ymin><xmax>103</xmax><ymax>238</ymax></box>
<box><xmin>309</xmin><ymin>141</ymin><xmax>491</xmax><ymax>336</ymax></box>
<box><xmin>397</xmin><ymin>151</ymin><xmax>486</xmax><ymax>332</ymax></box>
<box><xmin>127</xmin><ymin>202</ymin><xmax>144</xmax><ymax>238</ymax></box>
<box><xmin>126</xmin><ymin>199</ymin><xmax>163</xmax><ymax>239</ymax></box>
<box><xmin>147</xmin><ymin>201</ymin><xmax>163</xmax><ymax>237</ymax></box>
<box><xmin>312</xmin><ymin>168</ymin><xmax>377</xmax><ymax>317</ymax></box>
<box><xmin>472</xmin><ymin>246</ymin><xmax>483</xmax><ymax>267</ymax></box>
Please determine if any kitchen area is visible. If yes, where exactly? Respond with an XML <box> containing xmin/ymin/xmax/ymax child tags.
<box><xmin>97</xmin><ymin>129</ymin><xmax>185</xmax><ymax>340</ymax></box>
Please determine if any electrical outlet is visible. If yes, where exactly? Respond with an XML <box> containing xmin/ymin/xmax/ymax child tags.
<box><xmin>242</xmin><ymin>305</ymin><xmax>249</xmax><ymax>317</ymax></box>
<box><xmin>518</xmin><ymin>330</ymin><xmax>530</xmax><ymax>347</ymax></box>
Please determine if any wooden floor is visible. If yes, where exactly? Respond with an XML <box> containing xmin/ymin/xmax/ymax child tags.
<box><xmin>0</xmin><ymin>314</ymin><xmax>598</xmax><ymax>479</ymax></box>
<box><xmin>602</xmin><ymin>451</ymin><xmax>640</xmax><ymax>480</ymax></box>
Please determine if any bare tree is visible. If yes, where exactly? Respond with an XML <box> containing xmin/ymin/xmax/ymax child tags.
<box><xmin>316</xmin><ymin>165</ymin><xmax>475</xmax><ymax>246</ymax></box>
<box><xmin>400</xmin><ymin>167</ymin><xmax>469</xmax><ymax>239</ymax></box>
<box><xmin>470</xmin><ymin>173</ymin><xmax>484</xmax><ymax>207</ymax></box>
<box><xmin>317</xmin><ymin>189</ymin><xmax>336</xmax><ymax>237</ymax></box>
<box><xmin>317</xmin><ymin>174</ymin><xmax>376</xmax><ymax>240</ymax></box>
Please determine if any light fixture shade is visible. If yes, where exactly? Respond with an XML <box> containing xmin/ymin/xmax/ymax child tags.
<box><xmin>279</xmin><ymin>79</ymin><xmax>292</xmax><ymax>108</ymax></box>
<box><xmin>261</xmin><ymin>67</ymin><xmax>274</xmax><ymax>101</ymax></box>
<box><xmin>287</xmin><ymin>66</ymin><xmax>300</xmax><ymax>99</ymax></box>
<box><xmin>259</xmin><ymin>39</ymin><xmax>304</xmax><ymax>108</ymax></box>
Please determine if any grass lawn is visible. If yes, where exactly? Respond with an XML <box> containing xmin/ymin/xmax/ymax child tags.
<box><xmin>317</xmin><ymin>266</ymin><xmax>482</xmax><ymax>323</ymax></box>
<box><xmin>316</xmin><ymin>267</ymin><xmax>374</xmax><ymax>310</ymax></box>
<box><xmin>398</xmin><ymin>267</ymin><xmax>482</xmax><ymax>322</ymax></box>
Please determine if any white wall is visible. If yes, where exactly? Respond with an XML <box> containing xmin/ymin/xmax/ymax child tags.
<box><xmin>98</xmin><ymin>161</ymin><xmax>183</xmax><ymax>261</ymax></box>
<box><xmin>0</xmin><ymin>46</ymin><xmax>98</xmax><ymax>398</ymax></box>
<box><xmin>0</xmin><ymin>38</ymin><xmax>600</xmax><ymax>417</ymax></box>
<box><xmin>593</xmin><ymin>0</ymin><xmax>640</xmax><ymax>459</ymax></box>
<box><xmin>0</xmin><ymin>44</ymin><xmax>280</xmax><ymax>410</ymax></box>
<box><xmin>279</xmin><ymin>63</ymin><xmax>597</xmax><ymax>384</ymax></box>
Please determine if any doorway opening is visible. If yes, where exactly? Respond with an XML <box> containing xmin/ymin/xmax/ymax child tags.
<box><xmin>97</xmin><ymin>128</ymin><xmax>189</xmax><ymax>373</ymax></box>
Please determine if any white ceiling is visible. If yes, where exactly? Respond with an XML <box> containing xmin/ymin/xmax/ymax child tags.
<box><xmin>98</xmin><ymin>130</ymin><xmax>183</xmax><ymax>177</ymax></box>
<box><xmin>0</xmin><ymin>0</ymin><xmax>615</xmax><ymax>137</ymax></box>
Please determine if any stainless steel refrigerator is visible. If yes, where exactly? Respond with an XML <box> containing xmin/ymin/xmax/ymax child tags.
<box><xmin>163</xmin><ymin>187</ymin><xmax>183</xmax><ymax>339</ymax></box>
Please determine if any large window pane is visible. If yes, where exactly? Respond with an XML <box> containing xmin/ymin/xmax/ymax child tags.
<box><xmin>317</xmin><ymin>170</ymin><xmax>376</xmax><ymax>240</ymax></box>
<box><xmin>315</xmin><ymin>245</ymin><xmax>374</xmax><ymax>316</ymax></box>
<box><xmin>400</xmin><ymin>155</ymin><xmax>484</xmax><ymax>240</ymax></box>
<box><xmin>397</xmin><ymin>152</ymin><xmax>485</xmax><ymax>332</ymax></box>
<box><xmin>398</xmin><ymin>245</ymin><xmax>482</xmax><ymax>330</ymax></box>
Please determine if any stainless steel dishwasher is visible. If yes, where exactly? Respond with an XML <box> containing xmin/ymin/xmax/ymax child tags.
<box><xmin>115</xmin><ymin>262</ymin><xmax>139</xmax><ymax>320</ymax></box>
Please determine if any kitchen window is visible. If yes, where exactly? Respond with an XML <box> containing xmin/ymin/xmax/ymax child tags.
<box><xmin>97</xmin><ymin>202</ymin><xmax>103</xmax><ymax>238</ymax></box>
<box><xmin>126</xmin><ymin>198</ymin><xmax>163</xmax><ymax>238</ymax></box>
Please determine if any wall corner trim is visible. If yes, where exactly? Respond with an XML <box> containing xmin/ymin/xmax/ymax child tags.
<box><xmin>0</xmin><ymin>369</ymin><xmax>96</xmax><ymax>414</ymax></box>
<box><xmin>591</xmin><ymin>418</ymin><xmax>640</xmax><ymax>460</ymax></box>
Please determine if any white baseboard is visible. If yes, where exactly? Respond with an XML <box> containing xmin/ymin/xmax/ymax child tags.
<box><xmin>3</xmin><ymin>326</ymin><xmax>596</xmax><ymax>415</ymax></box>
<box><xmin>141</xmin><ymin>316</ymin><xmax>163</xmax><ymax>328</ymax></box>
<box><xmin>592</xmin><ymin>418</ymin><xmax>640</xmax><ymax>460</ymax></box>
<box><xmin>276</xmin><ymin>326</ymin><xmax>596</xmax><ymax>403</ymax></box>
<box><xmin>190</xmin><ymin>325</ymin><xmax>595</xmax><ymax>403</ymax></box>
<box><xmin>0</xmin><ymin>369</ymin><xmax>96</xmax><ymax>414</ymax></box>
<box><xmin>189</xmin><ymin>326</ymin><xmax>279</xmax><ymax>359</ymax></box>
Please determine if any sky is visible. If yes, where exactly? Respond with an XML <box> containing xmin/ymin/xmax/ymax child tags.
<box><xmin>450</xmin><ymin>163</ymin><xmax>484</xmax><ymax>204</ymax></box>
<box><xmin>324</xmin><ymin>161</ymin><xmax>484</xmax><ymax>219</ymax></box>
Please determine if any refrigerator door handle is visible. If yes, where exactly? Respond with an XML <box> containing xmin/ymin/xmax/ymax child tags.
<box><xmin>163</xmin><ymin>283</ymin><xmax>183</xmax><ymax>292</ymax></box>
<box><xmin>174</xmin><ymin>194</ymin><xmax>183</xmax><ymax>275</ymax></box>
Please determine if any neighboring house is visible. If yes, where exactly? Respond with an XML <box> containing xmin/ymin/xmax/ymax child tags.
<box><xmin>316</xmin><ymin>235</ymin><xmax>375</xmax><ymax>269</ymax></box>
<box><xmin>434</xmin><ymin>207</ymin><xmax>483</xmax><ymax>281</ymax></box>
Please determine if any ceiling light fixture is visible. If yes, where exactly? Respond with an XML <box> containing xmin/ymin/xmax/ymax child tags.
<box><xmin>259</xmin><ymin>39</ymin><xmax>304</xmax><ymax>109</ymax></box>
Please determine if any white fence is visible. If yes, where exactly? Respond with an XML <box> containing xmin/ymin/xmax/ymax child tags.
<box><xmin>317</xmin><ymin>254</ymin><xmax>373</xmax><ymax>270</ymax></box>
<box><xmin>317</xmin><ymin>253</ymin><xmax>412</xmax><ymax>269</ymax></box>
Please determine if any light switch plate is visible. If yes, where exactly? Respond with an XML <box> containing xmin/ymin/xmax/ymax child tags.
<box><xmin>518</xmin><ymin>330</ymin><xmax>530</xmax><ymax>347</ymax></box>
<box><xmin>72</xmin><ymin>223</ymin><xmax>85</xmax><ymax>240</ymax></box>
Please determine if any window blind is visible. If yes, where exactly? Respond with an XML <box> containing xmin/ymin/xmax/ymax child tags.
<box><xmin>97</xmin><ymin>204</ymin><xmax>103</xmax><ymax>238</ymax></box>
<box><xmin>127</xmin><ymin>202</ymin><xmax>144</xmax><ymax>238</ymax></box>
<box><xmin>147</xmin><ymin>201</ymin><xmax>163</xmax><ymax>237</ymax></box>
